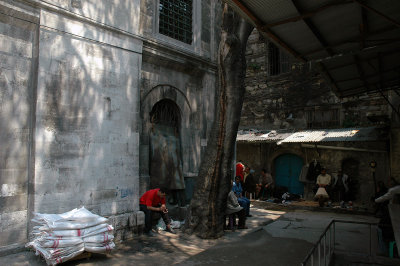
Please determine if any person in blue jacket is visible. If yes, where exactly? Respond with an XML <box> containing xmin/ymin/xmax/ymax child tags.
<box><xmin>232</xmin><ymin>176</ymin><xmax>252</xmax><ymax>217</ymax></box>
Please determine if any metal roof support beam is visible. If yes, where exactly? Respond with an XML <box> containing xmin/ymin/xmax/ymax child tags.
<box><xmin>378</xmin><ymin>53</ymin><xmax>384</xmax><ymax>90</ymax></box>
<box><xmin>340</xmin><ymin>79</ymin><xmax>400</xmax><ymax>97</ymax></box>
<box><xmin>291</xmin><ymin>0</ymin><xmax>334</xmax><ymax>56</ymax></box>
<box><xmin>316</xmin><ymin>62</ymin><xmax>340</xmax><ymax>95</ymax></box>
<box><xmin>394</xmin><ymin>88</ymin><xmax>400</xmax><ymax>98</ymax></box>
<box><xmin>377</xmin><ymin>86</ymin><xmax>400</xmax><ymax>118</ymax></box>
<box><xmin>359</xmin><ymin>5</ymin><xmax>369</xmax><ymax>49</ymax></box>
<box><xmin>230</xmin><ymin>0</ymin><xmax>306</xmax><ymax>62</ymax></box>
<box><xmin>301</xmin><ymin>144</ymin><xmax>386</xmax><ymax>153</ymax></box>
<box><xmin>354</xmin><ymin>0</ymin><xmax>400</xmax><ymax>28</ymax></box>
<box><xmin>354</xmin><ymin>55</ymin><xmax>369</xmax><ymax>90</ymax></box>
<box><xmin>336</xmin><ymin>65</ymin><xmax>400</xmax><ymax>83</ymax></box>
<box><xmin>327</xmin><ymin>48</ymin><xmax>400</xmax><ymax>71</ymax></box>
<box><xmin>261</xmin><ymin>0</ymin><xmax>354</xmax><ymax>29</ymax></box>
<box><xmin>343</xmin><ymin>79</ymin><xmax>400</xmax><ymax>93</ymax></box>
<box><xmin>303</xmin><ymin>26</ymin><xmax>399</xmax><ymax>57</ymax></box>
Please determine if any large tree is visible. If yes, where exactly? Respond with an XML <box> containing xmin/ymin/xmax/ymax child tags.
<box><xmin>185</xmin><ymin>4</ymin><xmax>253</xmax><ymax>238</ymax></box>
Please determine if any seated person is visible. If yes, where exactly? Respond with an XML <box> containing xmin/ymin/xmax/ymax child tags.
<box><xmin>226</xmin><ymin>190</ymin><xmax>247</xmax><ymax>229</ymax></box>
<box><xmin>315</xmin><ymin>168</ymin><xmax>331</xmax><ymax>207</ymax></box>
<box><xmin>232</xmin><ymin>176</ymin><xmax>251</xmax><ymax>217</ymax></box>
<box><xmin>139</xmin><ymin>187</ymin><xmax>176</xmax><ymax>236</ymax></box>
<box><xmin>258</xmin><ymin>169</ymin><xmax>274</xmax><ymax>200</ymax></box>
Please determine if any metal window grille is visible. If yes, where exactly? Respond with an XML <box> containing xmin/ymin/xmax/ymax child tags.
<box><xmin>150</xmin><ymin>99</ymin><xmax>181</xmax><ymax>130</ymax></box>
<box><xmin>159</xmin><ymin>0</ymin><xmax>193</xmax><ymax>44</ymax></box>
<box><xmin>280</xmin><ymin>50</ymin><xmax>291</xmax><ymax>73</ymax></box>
<box><xmin>306</xmin><ymin>108</ymin><xmax>340</xmax><ymax>129</ymax></box>
<box><xmin>268</xmin><ymin>42</ymin><xmax>292</xmax><ymax>76</ymax></box>
<box><xmin>268</xmin><ymin>42</ymin><xmax>280</xmax><ymax>75</ymax></box>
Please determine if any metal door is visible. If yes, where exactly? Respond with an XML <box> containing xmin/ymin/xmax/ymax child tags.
<box><xmin>275</xmin><ymin>154</ymin><xmax>304</xmax><ymax>195</ymax></box>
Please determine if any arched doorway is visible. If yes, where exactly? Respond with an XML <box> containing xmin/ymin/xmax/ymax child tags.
<box><xmin>149</xmin><ymin>99</ymin><xmax>185</xmax><ymax>205</ymax></box>
<box><xmin>275</xmin><ymin>154</ymin><xmax>304</xmax><ymax>195</ymax></box>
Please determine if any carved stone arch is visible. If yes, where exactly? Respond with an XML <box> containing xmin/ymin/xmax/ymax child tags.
<box><xmin>140</xmin><ymin>85</ymin><xmax>192</xmax><ymax>203</ymax></box>
<box><xmin>141</xmin><ymin>84</ymin><xmax>191</xmax><ymax>131</ymax></box>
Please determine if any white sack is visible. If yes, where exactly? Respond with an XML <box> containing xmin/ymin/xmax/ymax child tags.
<box><xmin>32</xmin><ymin>207</ymin><xmax>107</xmax><ymax>230</ymax></box>
<box><xmin>315</xmin><ymin>187</ymin><xmax>329</xmax><ymax>198</ymax></box>
<box><xmin>83</xmin><ymin>232</ymin><xmax>114</xmax><ymax>243</ymax></box>
<box><xmin>84</xmin><ymin>242</ymin><xmax>115</xmax><ymax>253</ymax></box>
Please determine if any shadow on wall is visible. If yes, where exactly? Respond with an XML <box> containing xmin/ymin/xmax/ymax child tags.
<box><xmin>19</xmin><ymin>0</ymin><xmax>141</xmax><ymax>248</ymax></box>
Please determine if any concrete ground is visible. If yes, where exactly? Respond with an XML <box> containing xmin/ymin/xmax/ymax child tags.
<box><xmin>1</xmin><ymin>201</ymin><xmax>398</xmax><ymax>266</ymax></box>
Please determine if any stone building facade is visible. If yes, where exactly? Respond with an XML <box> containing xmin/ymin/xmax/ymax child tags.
<box><xmin>0</xmin><ymin>0</ymin><xmax>220</xmax><ymax>251</ymax></box>
<box><xmin>238</xmin><ymin>29</ymin><xmax>399</xmax><ymax>209</ymax></box>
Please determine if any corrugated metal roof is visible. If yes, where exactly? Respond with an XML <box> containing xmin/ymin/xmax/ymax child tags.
<box><xmin>237</xmin><ymin>127</ymin><xmax>388</xmax><ymax>144</ymax></box>
<box><xmin>277</xmin><ymin>127</ymin><xmax>387</xmax><ymax>144</ymax></box>
<box><xmin>224</xmin><ymin>0</ymin><xmax>400</xmax><ymax>97</ymax></box>
<box><xmin>236</xmin><ymin>130</ymin><xmax>292</xmax><ymax>143</ymax></box>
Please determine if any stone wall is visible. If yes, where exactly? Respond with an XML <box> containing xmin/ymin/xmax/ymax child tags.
<box><xmin>34</xmin><ymin>6</ymin><xmax>142</xmax><ymax>216</ymax></box>
<box><xmin>0</xmin><ymin>0</ymin><xmax>39</xmax><ymax>249</ymax></box>
<box><xmin>241</xmin><ymin>29</ymin><xmax>392</xmax><ymax>130</ymax></box>
<box><xmin>0</xmin><ymin>0</ymin><xmax>220</xmax><ymax>251</ymax></box>
<box><xmin>238</xmin><ymin>29</ymin><xmax>393</xmax><ymax>209</ymax></box>
<box><xmin>37</xmin><ymin>0</ymin><xmax>140</xmax><ymax>35</ymax></box>
<box><xmin>138</xmin><ymin>0</ymin><xmax>221</xmax><ymax>198</ymax></box>
<box><xmin>0</xmin><ymin>0</ymin><xmax>144</xmax><ymax>250</ymax></box>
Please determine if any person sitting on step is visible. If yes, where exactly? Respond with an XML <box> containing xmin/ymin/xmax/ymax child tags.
<box><xmin>232</xmin><ymin>176</ymin><xmax>252</xmax><ymax>217</ymax></box>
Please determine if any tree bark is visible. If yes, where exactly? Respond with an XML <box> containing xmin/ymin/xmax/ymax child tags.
<box><xmin>185</xmin><ymin>4</ymin><xmax>253</xmax><ymax>238</ymax></box>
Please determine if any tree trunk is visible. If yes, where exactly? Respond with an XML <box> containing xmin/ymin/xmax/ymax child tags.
<box><xmin>185</xmin><ymin>4</ymin><xmax>253</xmax><ymax>238</ymax></box>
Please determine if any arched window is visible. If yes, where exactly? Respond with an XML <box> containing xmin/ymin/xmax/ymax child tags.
<box><xmin>149</xmin><ymin>99</ymin><xmax>181</xmax><ymax>131</ymax></box>
<box><xmin>149</xmin><ymin>99</ymin><xmax>185</xmax><ymax>199</ymax></box>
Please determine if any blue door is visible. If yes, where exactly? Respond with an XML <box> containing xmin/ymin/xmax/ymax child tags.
<box><xmin>275</xmin><ymin>154</ymin><xmax>304</xmax><ymax>195</ymax></box>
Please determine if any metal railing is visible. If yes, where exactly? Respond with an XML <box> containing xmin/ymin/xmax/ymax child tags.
<box><xmin>301</xmin><ymin>219</ymin><xmax>378</xmax><ymax>266</ymax></box>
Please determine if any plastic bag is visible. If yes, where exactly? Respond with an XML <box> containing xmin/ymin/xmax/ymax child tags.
<box><xmin>156</xmin><ymin>218</ymin><xmax>166</xmax><ymax>231</ymax></box>
<box><xmin>84</xmin><ymin>242</ymin><xmax>115</xmax><ymax>253</ymax></box>
<box><xmin>170</xmin><ymin>219</ymin><xmax>182</xmax><ymax>229</ymax></box>
<box><xmin>27</xmin><ymin>207</ymin><xmax>115</xmax><ymax>265</ymax></box>
<box><xmin>83</xmin><ymin>232</ymin><xmax>114</xmax><ymax>243</ymax></box>
<box><xmin>32</xmin><ymin>207</ymin><xmax>108</xmax><ymax>230</ymax></box>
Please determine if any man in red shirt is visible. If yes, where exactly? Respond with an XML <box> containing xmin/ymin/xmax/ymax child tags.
<box><xmin>139</xmin><ymin>187</ymin><xmax>175</xmax><ymax>236</ymax></box>
<box><xmin>236</xmin><ymin>160</ymin><xmax>245</xmax><ymax>182</ymax></box>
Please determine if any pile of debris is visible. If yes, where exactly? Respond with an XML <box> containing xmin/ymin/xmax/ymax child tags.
<box><xmin>26</xmin><ymin>207</ymin><xmax>115</xmax><ymax>265</ymax></box>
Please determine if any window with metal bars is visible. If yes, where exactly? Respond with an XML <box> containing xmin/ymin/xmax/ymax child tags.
<box><xmin>306</xmin><ymin>107</ymin><xmax>340</xmax><ymax>129</ymax></box>
<box><xmin>268</xmin><ymin>42</ymin><xmax>292</xmax><ymax>76</ymax></box>
<box><xmin>159</xmin><ymin>0</ymin><xmax>193</xmax><ymax>44</ymax></box>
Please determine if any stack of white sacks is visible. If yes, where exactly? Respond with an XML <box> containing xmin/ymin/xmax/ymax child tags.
<box><xmin>26</xmin><ymin>207</ymin><xmax>115</xmax><ymax>265</ymax></box>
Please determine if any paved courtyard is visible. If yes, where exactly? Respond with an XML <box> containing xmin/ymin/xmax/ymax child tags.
<box><xmin>1</xmin><ymin>202</ymin><xmax>396</xmax><ymax>266</ymax></box>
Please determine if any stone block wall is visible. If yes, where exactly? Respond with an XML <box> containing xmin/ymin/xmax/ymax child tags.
<box><xmin>238</xmin><ymin>29</ymin><xmax>393</xmax><ymax>209</ymax></box>
<box><xmin>34</xmin><ymin>8</ymin><xmax>142</xmax><ymax>217</ymax></box>
<box><xmin>139</xmin><ymin>50</ymin><xmax>217</xmax><ymax>196</ymax></box>
<box><xmin>0</xmin><ymin>0</ymin><xmax>221</xmax><ymax>251</ymax></box>
<box><xmin>0</xmin><ymin>0</ymin><xmax>145</xmax><ymax>250</ymax></box>
<box><xmin>41</xmin><ymin>0</ymin><xmax>140</xmax><ymax>35</ymax></box>
<box><xmin>241</xmin><ymin>29</ymin><xmax>392</xmax><ymax>130</ymax></box>
<box><xmin>0</xmin><ymin>1</ymin><xmax>39</xmax><ymax>248</ymax></box>
<box><xmin>138</xmin><ymin>0</ymin><xmax>221</xmax><ymax>196</ymax></box>
<box><xmin>139</xmin><ymin>0</ymin><xmax>220</xmax><ymax>61</ymax></box>
<box><xmin>243</xmin><ymin>29</ymin><xmax>338</xmax><ymax>129</ymax></box>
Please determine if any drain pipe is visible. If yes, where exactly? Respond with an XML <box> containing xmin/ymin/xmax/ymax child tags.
<box><xmin>301</xmin><ymin>143</ymin><xmax>387</xmax><ymax>153</ymax></box>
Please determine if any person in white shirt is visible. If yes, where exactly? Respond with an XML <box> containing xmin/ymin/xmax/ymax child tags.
<box><xmin>315</xmin><ymin>168</ymin><xmax>331</xmax><ymax>207</ymax></box>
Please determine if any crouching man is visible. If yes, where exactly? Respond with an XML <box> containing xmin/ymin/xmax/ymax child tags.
<box><xmin>139</xmin><ymin>187</ymin><xmax>176</xmax><ymax>236</ymax></box>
